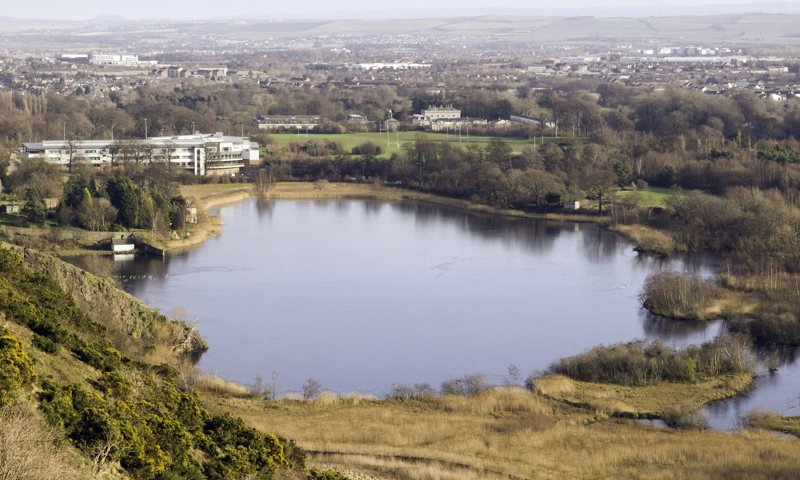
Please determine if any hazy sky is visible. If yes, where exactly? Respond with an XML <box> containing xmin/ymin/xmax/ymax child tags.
<box><xmin>4</xmin><ymin>0</ymin><xmax>797</xmax><ymax>21</ymax></box>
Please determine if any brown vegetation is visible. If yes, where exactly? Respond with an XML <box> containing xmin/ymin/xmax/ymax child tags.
<box><xmin>0</xmin><ymin>401</ymin><xmax>87</xmax><ymax>480</ymax></box>
<box><xmin>641</xmin><ymin>271</ymin><xmax>728</xmax><ymax>321</ymax></box>
<box><xmin>549</xmin><ymin>335</ymin><xmax>756</xmax><ymax>386</ymax></box>
<box><xmin>201</xmin><ymin>386</ymin><xmax>799</xmax><ymax>480</ymax></box>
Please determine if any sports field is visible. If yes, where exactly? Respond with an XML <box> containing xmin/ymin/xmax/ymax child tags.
<box><xmin>266</xmin><ymin>131</ymin><xmax>557</xmax><ymax>158</ymax></box>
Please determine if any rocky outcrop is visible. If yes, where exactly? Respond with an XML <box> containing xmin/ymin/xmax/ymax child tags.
<box><xmin>5</xmin><ymin>244</ymin><xmax>208</xmax><ymax>359</ymax></box>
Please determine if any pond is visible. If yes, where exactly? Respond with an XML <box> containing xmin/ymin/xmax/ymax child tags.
<box><xmin>66</xmin><ymin>198</ymin><xmax>799</xmax><ymax>429</ymax></box>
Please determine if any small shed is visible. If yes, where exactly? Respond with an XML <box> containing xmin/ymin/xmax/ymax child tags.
<box><xmin>111</xmin><ymin>234</ymin><xmax>136</xmax><ymax>253</ymax></box>
<box><xmin>563</xmin><ymin>201</ymin><xmax>581</xmax><ymax>210</ymax></box>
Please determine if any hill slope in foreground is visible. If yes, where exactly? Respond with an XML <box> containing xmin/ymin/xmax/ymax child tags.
<box><xmin>1</xmin><ymin>241</ymin><xmax>799</xmax><ymax>479</ymax></box>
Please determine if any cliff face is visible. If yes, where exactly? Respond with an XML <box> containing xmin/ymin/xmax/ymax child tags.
<box><xmin>7</xmin><ymin>244</ymin><xmax>208</xmax><ymax>360</ymax></box>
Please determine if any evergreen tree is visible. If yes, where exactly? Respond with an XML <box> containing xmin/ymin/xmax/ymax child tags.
<box><xmin>22</xmin><ymin>186</ymin><xmax>47</xmax><ymax>225</ymax></box>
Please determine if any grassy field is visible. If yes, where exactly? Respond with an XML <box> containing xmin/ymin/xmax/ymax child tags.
<box><xmin>199</xmin><ymin>380</ymin><xmax>800</xmax><ymax>480</ymax></box>
<box><xmin>617</xmin><ymin>186</ymin><xmax>686</xmax><ymax>208</ymax></box>
<box><xmin>265</xmin><ymin>132</ymin><xmax>558</xmax><ymax>158</ymax></box>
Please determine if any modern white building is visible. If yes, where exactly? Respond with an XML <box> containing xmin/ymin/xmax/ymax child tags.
<box><xmin>92</xmin><ymin>54</ymin><xmax>140</xmax><ymax>66</ymax></box>
<box><xmin>22</xmin><ymin>132</ymin><xmax>258</xmax><ymax>176</ymax></box>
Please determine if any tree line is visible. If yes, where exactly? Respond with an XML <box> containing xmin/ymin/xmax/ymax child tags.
<box><xmin>3</xmin><ymin>159</ymin><xmax>188</xmax><ymax>233</ymax></box>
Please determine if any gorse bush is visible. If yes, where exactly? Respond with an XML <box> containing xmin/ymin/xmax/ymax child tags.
<box><xmin>38</xmin><ymin>368</ymin><xmax>303</xmax><ymax>479</ymax></box>
<box><xmin>0</xmin><ymin>326</ymin><xmax>34</xmax><ymax>406</ymax></box>
<box><xmin>550</xmin><ymin>335</ymin><xmax>755</xmax><ymax>386</ymax></box>
<box><xmin>0</xmin><ymin>246</ymin><xmax>310</xmax><ymax>479</ymax></box>
<box><xmin>0</xmin><ymin>248</ymin><xmax>132</xmax><ymax>372</ymax></box>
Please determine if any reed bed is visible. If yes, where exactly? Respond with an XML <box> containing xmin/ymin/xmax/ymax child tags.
<box><xmin>198</xmin><ymin>384</ymin><xmax>800</xmax><ymax>480</ymax></box>
<box><xmin>191</xmin><ymin>373</ymin><xmax>251</xmax><ymax>398</ymax></box>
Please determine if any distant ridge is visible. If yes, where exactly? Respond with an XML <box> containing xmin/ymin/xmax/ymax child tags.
<box><xmin>267</xmin><ymin>3</ymin><xmax>800</xmax><ymax>20</ymax></box>
<box><xmin>1</xmin><ymin>2</ymin><xmax>800</xmax><ymax>22</ymax></box>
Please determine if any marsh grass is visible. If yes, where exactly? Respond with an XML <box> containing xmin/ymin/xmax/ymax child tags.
<box><xmin>741</xmin><ymin>407</ymin><xmax>800</xmax><ymax>437</ymax></box>
<box><xmin>431</xmin><ymin>387</ymin><xmax>550</xmax><ymax>415</ymax></box>
<box><xmin>200</xmin><ymin>384</ymin><xmax>800</xmax><ymax>480</ymax></box>
<box><xmin>533</xmin><ymin>372</ymin><xmax>753</xmax><ymax>419</ymax></box>
<box><xmin>192</xmin><ymin>373</ymin><xmax>252</xmax><ymax>398</ymax></box>
<box><xmin>611</xmin><ymin>223</ymin><xmax>678</xmax><ymax>256</ymax></box>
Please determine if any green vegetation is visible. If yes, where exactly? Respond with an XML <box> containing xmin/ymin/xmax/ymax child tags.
<box><xmin>4</xmin><ymin>58</ymin><xmax>800</xmax><ymax>478</ymax></box>
<box><xmin>616</xmin><ymin>186</ymin><xmax>683</xmax><ymax>208</ymax></box>
<box><xmin>268</xmin><ymin>132</ymin><xmax>552</xmax><ymax>158</ymax></box>
<box><xmin>0</xmin><ymin>326</ymin><xmax>34</xmax><ymax>406</ymax></box>
<box><xmin>0</xmin><ymin>246</ymin><xmax>315</xmax><ymax>479</ymax></box>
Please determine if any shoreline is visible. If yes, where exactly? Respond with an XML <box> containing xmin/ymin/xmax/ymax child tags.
<box><xmin>167</xmin><ymin>181</ymin><xmax>605</xmax><ymax>253</ymax></box>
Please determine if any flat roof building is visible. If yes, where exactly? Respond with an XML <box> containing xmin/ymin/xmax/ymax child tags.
<box><xmin>22</xmin><ymin>132</ymin><xmax>257</xmax><ymax>176</ymax></box>
<box><xmin>253</xmin><ymin>115</ymin><xmax>321</xmax><ymax>130</ymax></box>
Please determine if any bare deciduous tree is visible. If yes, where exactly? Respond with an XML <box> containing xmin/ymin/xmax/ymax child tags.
<box><xmin>76</xmin><ymin>196</ymin><xmax>118</xmax><ymax>231</ymax></box>
<box><xmin>302</xmin><ymin>378</ymin><xmax>322</xmax><ymax>400</ymax></box>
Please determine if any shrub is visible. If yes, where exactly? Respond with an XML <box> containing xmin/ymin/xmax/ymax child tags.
<box><xmin>308</xmin><ymin>469</ymin><xmax>350</xmax><ymax>480</ymax></box>
<box><xmin>0</xmin><ymin>327</ymin><xmax>34</xmax><ymax>406</ymax></box>
<box><xmin>641</xmin><ymin>271</ymin><xmax>722</xmax><ymax>320</ymax></box>
<box><xmin>32</xmin><ymin>334</ymin><xmax>59</xmax><ymax>354</ymax></box>
<box><xmin>387</xmin><ymin>382</ymin><xmax>435</xmax><ymax>400</ymax></box>
<box><xmin>440</xmin><ymin>373</ymin><xmax>490</xmax><ymax>396</ymax></box>
<box><xmin>97</xmin><ymin>371</ymin><xmax>133</xmax><ymax>399</ymax></box>
<box><xmin>549</xmin><ymin>335</ymin><xmax>754</xmax><ymax>386</ymax></box>
<box><xmin>302</xmin><ymin>378</ymin><xmax>322</xmax><ymax>400</ymax></box>
<box><xmin>351</xmin><ymin>141</ymin><xmax>383</xmax><ymax>156</ymax></box>
<box><xmin>663</xmin><ymin>404</ymin><xmax>710</xmax><ymax>430</ymax></box>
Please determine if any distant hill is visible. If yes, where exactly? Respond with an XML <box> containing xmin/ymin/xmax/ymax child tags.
<box><xmin>4</xmin><ymin>3</ymin><xmax>800</xmax><ymax>23</ymax></box>
<box><xmin>3</xmin><ymin>10</ymin><xmax>800</xmax><ymax>48</ymax></box>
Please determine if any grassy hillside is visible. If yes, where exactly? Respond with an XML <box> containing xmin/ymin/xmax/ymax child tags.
<box><xmin>0</xmin><ymin>246</ymin><xmax>316</xmax><ymax>480</ymax></box>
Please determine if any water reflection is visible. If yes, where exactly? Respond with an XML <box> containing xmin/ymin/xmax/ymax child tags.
<box><xmin>62</xmin><ymin>199</ymin><xmax>798</xmax><ymax>430</ymax></box>
<box><xmin>640</xmin><ymin>312</ymin><xmax>725</xmax><ymax>345</ymax></box>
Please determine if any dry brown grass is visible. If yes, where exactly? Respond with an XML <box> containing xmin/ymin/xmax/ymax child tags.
<box><xmin>431</xmin><ymin>387</ymin><xmax>550</xmax><ymax>415</ymax></box>
<box><xmin>611</xmin><ymin>223</ymin><xmax>680</xmax><ymax>255</ymax></box>
<box><xmin>0</xmin><ymin>401</ymin><xmax>90</xmax><ymax>480</ymax></box>
<box><xmin>534</xmin><ymin>373</ymin><xmax>753</xmax><ymax>418</ymax></box>
<box><xmin>191</xmin><ymin>372</ymin><xmax>252</xmax><ymax>398</ymax></box>
<box><xmin>198</xmin><ymin>381</ymin><xmax>800</xmax><ymax>480</ymax></box>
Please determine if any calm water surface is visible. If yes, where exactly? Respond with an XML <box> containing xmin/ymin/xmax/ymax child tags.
<box><xmin>68</xmin><ymin>198</ymin><xmax>799</xmax><ymax>429</ymax></box>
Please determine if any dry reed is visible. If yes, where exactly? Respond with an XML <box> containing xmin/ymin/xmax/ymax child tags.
<box><xmin>192</xmin><ymin>373</ymin><xmax>251</xmax><ymax>397</ymax></box>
